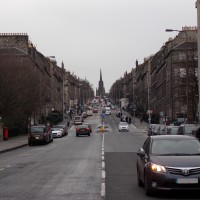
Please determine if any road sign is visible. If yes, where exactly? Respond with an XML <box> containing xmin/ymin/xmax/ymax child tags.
<box><xmin>100</xmin><ymin>114</ymin><xmax>105</xmax><ymax>118</ymax></box>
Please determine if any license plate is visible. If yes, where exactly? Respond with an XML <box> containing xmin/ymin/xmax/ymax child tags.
<box><xmin>176</xmin><ymin>178</ymin><xmax>198</xmax><ymax>184</ymax></box>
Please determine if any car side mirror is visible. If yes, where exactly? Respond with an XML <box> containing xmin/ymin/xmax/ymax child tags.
<box><xmin>137</xmin><ymin>148</ymin><xmax>146</xmax><ymax>157</ymax></box>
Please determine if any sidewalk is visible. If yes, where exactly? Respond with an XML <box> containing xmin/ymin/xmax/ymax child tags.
<box><xmin>0</xmin><ymin>135</ymin><xmax>28</xmax><ymax>154</ymax></box>
<box><xmin>132</xmin><ymin>116</ymin><xmax>149</xmax><ymax>130</ymax></box>
<box><xmin>121</xmin><ymin>110</ymin><xmax>149</xmax><ymax>130</ymax></box>
<box><xmin>0</xmin><ymin>119</ymin><xmax>74</xmax><ymax>154</ymax></box>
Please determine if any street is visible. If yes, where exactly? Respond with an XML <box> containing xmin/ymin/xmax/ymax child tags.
<box><xmin>0</xmin><ymin>113</ymin><xmax>199</xmax><ymax>200</ymax></box>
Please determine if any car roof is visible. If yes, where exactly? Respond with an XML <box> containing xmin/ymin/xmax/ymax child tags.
<box><xmin>150</xmin><ymin>135</ymin><xmax>196</xmax><ymax>140</ymax></box>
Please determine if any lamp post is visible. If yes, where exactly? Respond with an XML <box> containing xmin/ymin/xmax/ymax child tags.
<box><xmin>165</xmin><ymin>29</ymin><xmax>190</xmax><ymax>123</ymax></box>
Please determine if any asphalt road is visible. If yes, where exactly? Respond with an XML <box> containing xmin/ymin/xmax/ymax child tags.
<box><xmin>0</xmin><ymin>113</ymin><xmax>199</xmax><ymax>200</ymax></box>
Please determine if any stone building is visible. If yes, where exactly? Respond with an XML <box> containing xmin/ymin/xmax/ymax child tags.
<box><xmin>0</xmin><ymin>33</ymin><xmax>63</xmax><ymax>125</ymax></box>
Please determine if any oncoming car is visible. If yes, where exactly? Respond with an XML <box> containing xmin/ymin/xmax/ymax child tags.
<box><xmin>137</xmin><ymin>135</ymin><xmax>200</xmax><ymax>196</ymax></box>
<box><xmin>118</xmin><ymin>122</ymin><xmax>129</xmax><ymax>132</ymax></box>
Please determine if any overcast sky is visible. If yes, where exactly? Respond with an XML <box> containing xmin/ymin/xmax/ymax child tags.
<box><xmin>0</xmin><ymin>0</ymin><xmax>197</xmax><ymax>92</ymax></box>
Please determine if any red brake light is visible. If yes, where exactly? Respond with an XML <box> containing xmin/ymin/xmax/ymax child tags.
<box><xmin>86</xmin><ymin>128</ymin><xmax>90</xmax><ymax>131</ymax></box>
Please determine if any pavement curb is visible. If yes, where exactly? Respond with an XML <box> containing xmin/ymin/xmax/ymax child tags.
<box><xmin>0</xmin><ymin>143</ymin><xmax>28</xmax><ymax>154</ymax></box>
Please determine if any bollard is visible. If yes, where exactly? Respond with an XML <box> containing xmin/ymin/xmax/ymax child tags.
<box><xmin>3</xmin><ymin>127</ymin><xmax>8</xmax><ymax>140</ymax></box>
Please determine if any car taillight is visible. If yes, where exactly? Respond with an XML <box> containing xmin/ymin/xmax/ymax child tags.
<box><xmin>86</xmin><ymin>128</ymin><xmax>90</xmax><ymax>131</ymax></box>
<box><xmin>76</xmin><ymin>128</ymin><xmax>80</xmax><ymax>131</ymax></box>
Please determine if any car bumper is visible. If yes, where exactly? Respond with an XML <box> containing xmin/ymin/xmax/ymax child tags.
<box><xmin>146</xmin><ymin>170</ymin><xmax>200</xmax><ymax>191</ymax></box>
<box><xmin>76</xmin><ymin>131</ymin><xmax>90</xmax><ymax>136</ymax></box>
<box><xmin>74</xmin><ymin>122</ymin><xmax>82</xmax><ymax>125</ymax></box>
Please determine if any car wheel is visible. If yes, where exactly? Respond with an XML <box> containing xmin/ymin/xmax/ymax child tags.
<box><xmin>144</xmin><ymin>174</ymin><xmax>154</xmax><ymax>196</ymax></box>
<box><xmin>88</xmin><ymin>133</ymin><xmax>90</xmax><ymax>136</ymax></box>
<box><xmin>28</xmin><ymin>141</ymin><xmax>32</xmax><ymax>146</ymax></box>
<box><xmin>76</xmin><ymin>133</ymin><xmax>79</xmax><ymax>137</ymax></box>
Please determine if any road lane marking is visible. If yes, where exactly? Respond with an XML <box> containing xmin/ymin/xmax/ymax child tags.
<box><xmin>101</xmin><ymin>183</ymin><xmax>105</xmax><ymax>197</ymax></box>
<box><xmin>102</xmin><ymin>161</ymin><xmax>105</xmax><ymax>169</ymax></box>
<box><xmin>102</xmin><ymin>170</ymin><xmax>106</xmax><ymax>179</ymax></box>
<box><xmin>101</xmin><ymin>133</ymin><xmax>106</xmax><ymax>198</ymax></box>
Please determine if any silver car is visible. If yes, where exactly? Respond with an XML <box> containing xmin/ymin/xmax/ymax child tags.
<box><xmin>118</xmin><ymin>122</ymin><xmax>129</xmax><ymax>132</ymax></box>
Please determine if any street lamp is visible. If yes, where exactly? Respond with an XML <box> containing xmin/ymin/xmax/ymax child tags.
<box><xmin>165</xmin><ymin>28</ymin><xmax>190</xmax><ymax>123</ymax></box>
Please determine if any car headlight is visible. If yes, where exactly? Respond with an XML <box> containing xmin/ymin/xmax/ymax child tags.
<box><xmin>150</xmin><ymin>163</ymin><xmax>166</xmax><ymax>173</ymax></box>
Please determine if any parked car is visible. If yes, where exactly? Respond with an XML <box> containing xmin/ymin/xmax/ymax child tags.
<box><xmin>86</xmin><ymin>109</ymin><xmax>93</xmax><ymax>116</ymax></box>
<box><xmin>157</xmin><ymin>125</ymin><xmax>166</xmax><ymax>135</ymax></box>
<box><xmin>28</xmin><ymin>124</ymin><xmax>53</xmax><ymax>145</ymax></box>
<box><xmin>177</xmin><ymin>124</ymin><xmax>197</xmax><ymax>137</ymax></box>
<box><xmin>148</xmin><ymin>124</ymin><xmax>156</xmax><ymax>136</ymax></box>
<box><xmin>83</xmin><ymin>123</ymin><xmax>92</xmax><ymax>133</ymax></box>
<box><xmin>165</xmin><ymin>125</ymin><xmax>179</xmax><ymax>135</ymax></box>
<box><xmin>148</xmin><ymin>124</ymin><xmax>159</xmax><ymax>136</ymax></box>
<box><xmin>74</xmin><ymin>116</ymin><xmax>83</xmax><ymax>125</ymax></box>
<box><xmin>137</xmin><ymin>135</ymin><xmax>200</xmax><ymax>196</ymax></box>
<box><xmin>76</xmin><ymin>125</ymin><xmax>91</xmax><ymax>137</ymax></box>
<box><xmin>51</xmin><ymin>124</ymin><xmax>68</xmax><ymax>138</ymax></box>
<box><xmin>118</xmin><ymin>122</ymin><xmax>129</xmax><ymax>132</ymax></box>
<box><xmin>192</xmin><ymin>126</ymin><xmax>200</xmax><ymax>141</ymax></box>
<box><xmin>82</xmin><ymin>112</ymin><xmax>87</xmax><ymax>118</ymax></box>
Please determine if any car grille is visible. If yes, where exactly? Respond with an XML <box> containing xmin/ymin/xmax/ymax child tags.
<box><xmin>166</xmin><ymin>167</ymin><xmax>200</xmax><ymax>176</ymax></box>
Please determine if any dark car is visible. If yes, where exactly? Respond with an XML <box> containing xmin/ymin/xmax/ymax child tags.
<box><xmin>76</xmin><ymin>125</ymin><xmax>91</xmax><ymax>137</ymax></box>
<box><xmin>137</xmin><ymin>135</ymin><xmax>200</xmax><ymax>196</ymax></box>
<box><xmin>28</xmin><ymin>124</ymin><xmax>53</xmax><ymax>145</ymax></box>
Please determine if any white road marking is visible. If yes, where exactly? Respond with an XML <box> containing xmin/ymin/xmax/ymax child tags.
<box><xmin>102</xmin><ymin>170</ymin><xmax>106</xmax><ymax>179</ymax></box>
<box><xmin>102</xmin><ymin>161</ymin><xmax>105</xmax><ymax>169</ymax></box>
<box><xmin>101</xmin><ymin>133</ymin><xmax>106</xmax><ymax>198</ymax></box>
<box><xmin>101</xmin><ymin>183</ymin><xmax>105</xmax><ymax>197</ymax></box>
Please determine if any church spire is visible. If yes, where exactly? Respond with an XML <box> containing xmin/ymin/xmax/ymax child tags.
<box><xmin>100</xmin><ymin>68</ymin><xmax>102</xmax><ymax>81</ymax></box>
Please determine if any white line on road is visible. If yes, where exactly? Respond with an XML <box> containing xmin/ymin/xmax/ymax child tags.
<box><xmin>101</xmin><ymin>133</ymin><xmax>106</xmax><ymax>199</ymax></box>
<box><xmin>102</xmin><ymin>170</ymin><xmax>106</xmax><ymax>179</ymax></box>
<box><xmin>102</xmin><ymin>161</ymin><xmax>105</xmax><ymax>169</ymax></box>
<box><xmin>101</xmin><ymin>183</ymin><xmax>105</xmax><ymax>197</ymax></box>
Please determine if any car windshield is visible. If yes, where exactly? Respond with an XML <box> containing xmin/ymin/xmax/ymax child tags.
<box><xmin>30</xmin><ymin>127</ymin><xmax>45</xmax><ymax>133</ymax></box>
<box><xmin>151</xmin><ymin>139</ymin><xmax>200</xmax><ymax>155</ymax></box>
<box><xmin>120</xmin><ymin>122</ymin><xmax>128</xmax><ymax>125</ymax></box>
<box><xmin>53</xmin><ymin>125</ymin><xmax>64</xmax><ymax>128</ymax></box>
<box><xmin>75</xmin><ymin>117</ymin><xmax>81</xmax><ymax>120</ymax></box>
<box><xmin>77</xmin><ymin>125</ymin><xmax>87</xmax><ymax>128</ymax></box>
<box><xmin>51</xmin><ymin>128</ymin><xmax>62</xmax><ymax>131</ymax></box>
